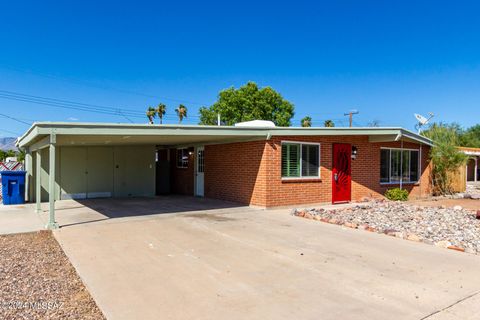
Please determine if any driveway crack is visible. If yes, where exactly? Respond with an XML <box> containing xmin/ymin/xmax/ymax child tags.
<box><xmin>420</xmin><ymin>289</ymin><xmax>480</xmax><ymax>319</ymax></box>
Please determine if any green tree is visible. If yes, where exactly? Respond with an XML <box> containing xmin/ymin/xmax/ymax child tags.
<box><xmin>324</xmin><ymin>119</ymin><xmax>335</xmax><ymax>127</ymax></box>
<box><xmin>175</xmin><ymin>104</ymin><xmax>187</xmax><ymax>123</ymax></box>
<box><xmin>459</xmin><ymin>124</ymin><xmax>480</xmax><ymax>147</ymax></box>
<box><xmin>16</xmin><ymin>149</ymin><xmax>25</xmax><ymax>162</ymax></box>
<box><xmin>199</xmin><ymin>82</ymin><xmax>294</xmax><ymax>127</ymax></box>
<box><xmin>156</xmin><ymin>103</ymin><xmax>167</xmax><ymax>124</ymax></box>
<box><xmin>301</xmin><ymin>116</ymin><xmax>312</xmax><ymax>127</ymax></box>
<box><xmin>422</xmin><ymin>123</ymin><xmax>468</xmax><ymax>195</ymax></box>
<box><xmin>146</xmin><ymin>107</ymin><xmax>156</xmax><ymax>124</ymax></box>
<box><xmin>0</xmin><ymin>150</ymin><xmax>17</xmax><ymax>162</ymax></box>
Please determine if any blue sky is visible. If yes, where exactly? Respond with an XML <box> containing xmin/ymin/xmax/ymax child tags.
<box><xmin>1</xmin><ymin>0</ymin><xmax>480</xmax><ymax>137</ymax></box>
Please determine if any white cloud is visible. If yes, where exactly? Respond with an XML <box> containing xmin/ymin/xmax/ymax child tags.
<box><xmin>67</xmin><ymin>117</ymin><xmax>79</xmax><ymax>121</ymax></box>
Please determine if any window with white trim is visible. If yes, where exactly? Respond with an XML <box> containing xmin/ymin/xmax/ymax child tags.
<box><xmin>281</xmin><ymin>142</ymin><xmax>320</xmax><ymax>178</ymax></box>
<box><xmin>177</xmin><ymin>149</ymin><xmax>189</xmax><ymax>168</ymax></box>
<box><xmin>380</xmin><ymin>148</ymin><xmax>419</xmax><ymax>183</ymax></box>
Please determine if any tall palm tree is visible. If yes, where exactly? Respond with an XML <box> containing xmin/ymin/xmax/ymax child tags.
<box><xmin>301</xmin><ymin>116</ymin><xmax>312</xmax><ymax>127</ymax></box>
<box><xmin>324</xmin><ymin>119</ymin><xmax>335</xmax><ymax>127</ymax></box>
<box><xmin>175</xmin><ymin>104</ymin><xmax>187</xmax><ymax>123</ymax></box>
<box><xmin>146</xmin><ymin>107</ymin><xmax>156</xmax><ymax>124</ymax></box>
<box><xmin>156</xmin><ymin>103</ymin><xmax>167</xmax><ymax>124</ymax></box>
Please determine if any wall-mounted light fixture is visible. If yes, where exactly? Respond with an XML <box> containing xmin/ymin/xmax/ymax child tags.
<box><xmin>351</xmin><ymin>146</ymin><xmax>358</xmax><ymax>160</ymax></box>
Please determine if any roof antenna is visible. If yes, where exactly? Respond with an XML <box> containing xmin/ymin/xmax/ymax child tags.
<box><xmin>414</xmin><ymin>112</ymin><xmax>434</xmax><ymax>133</ymax></box>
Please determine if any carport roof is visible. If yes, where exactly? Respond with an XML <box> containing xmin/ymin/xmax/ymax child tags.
<box><xmin>17</xmin><ymin>122</ymin><xmax>433</xmax><ymax>150</ymax></box>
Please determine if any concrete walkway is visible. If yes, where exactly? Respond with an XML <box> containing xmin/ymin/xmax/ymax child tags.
<box><xmin>0</xmin><ymin>203</ymin><xmax>44</xmax><ymax>234</ymax></box>
<box><xmin>49</xmin><ymin>197</ymin><xmax>480</xmax><ymax>320</ymax></box>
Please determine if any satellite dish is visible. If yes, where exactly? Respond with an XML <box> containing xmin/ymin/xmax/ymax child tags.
<box><xmin>414</xmin><ymin>112</ymin><xmax>434</xmax><ymax>133</ymax></box>
<box><xmin>414</xmin><ymin>113</ymin><xmax>428</xmax><ymax>125</ymax></box>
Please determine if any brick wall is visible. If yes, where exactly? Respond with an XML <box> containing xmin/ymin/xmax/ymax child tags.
<box><xmin>203</xmin><ymin>136</ymin><xmax>432</xmax><ymax>207</ymax></box>
<box><xmin>205</xmin><ymin>140</ymin><xmax>268</xmax><ymax>206</ymax></box>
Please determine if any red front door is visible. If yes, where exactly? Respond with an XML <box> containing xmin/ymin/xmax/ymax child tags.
<box><xmin>332</xmin><ymin>143</ymin><xmax>351</xmax><ymax>204</ymax></box>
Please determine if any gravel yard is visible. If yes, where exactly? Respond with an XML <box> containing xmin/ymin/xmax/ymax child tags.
<box><xmin>0</xmin><ymin>231</ymin><xmax>104</xmax><ymax>320</ymax></box>
<box><xmin>294</xmin><ymin>200</ymin><xmax>480</xmax><ymax>254</ymax></box>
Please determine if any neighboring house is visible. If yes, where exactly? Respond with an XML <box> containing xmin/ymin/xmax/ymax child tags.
<box><xmin>459</xmin><ymin>147</ymin><xmax>480</xmax><ymax>184</ymax></box>
<box><xmin>16</xmin><ymin>122</ymin><xmax>433</xmax><ymax>228</ymax></box>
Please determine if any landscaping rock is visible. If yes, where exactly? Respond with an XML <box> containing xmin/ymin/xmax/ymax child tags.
<box><xmin>407</xmin><ymin>233</ymin><xmax>421</xmax><ymax>242</ymax></box>
<box><xmin>448</xmin><ymin>245</ymin><xmax>465</xmax><ymax>252</ymax></box>
<box><xmin>293</xmin><ymin>200</ymin><xmax>480</xmax><ymax>254</ymax></box>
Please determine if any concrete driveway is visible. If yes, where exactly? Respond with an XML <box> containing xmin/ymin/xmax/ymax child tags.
<box><xmin>51</xmin><ymin>197</ymin><xmax>480</xmax><ymax>320</ymax></box>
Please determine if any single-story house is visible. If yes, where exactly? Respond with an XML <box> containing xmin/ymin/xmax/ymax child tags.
<box><xmin>16</xmin><ymin>122</ymin><xmax>433</xmax><ymax>229</ymax></box>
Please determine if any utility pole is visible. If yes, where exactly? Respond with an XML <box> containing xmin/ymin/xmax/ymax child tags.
<box><xmin>217</xmin><ymin>113</ymin><xmax>221</xmax><ymax>126</ymax></box>
<box><xmin>344</xmin><ymin>110</ymin><xmax>359</xmax><ymax>127</ymax></box>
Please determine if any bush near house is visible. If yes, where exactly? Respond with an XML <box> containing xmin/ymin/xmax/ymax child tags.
<box><xmin>384</xmin><ymin>188</ymin><xmax>409</xmax><ymax>201</ymax></box>
<box><xmin>422</xmin><ymin>124</ymin><xmax>468</xmax><ymax>195</ymax></box>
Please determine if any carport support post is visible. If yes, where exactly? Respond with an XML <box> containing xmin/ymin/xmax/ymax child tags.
<box><xmin>35</xmin><ymin>150</ymin><xmax>42</xmax><ymax>213</ymax></box>
<box><xmin>25</xmin><ymin>148</ymin><xmax>32</xmax><ymax>202</ymax></box>
<box><xmin>47</xmin><ymin>135</ymin><xmax>58</xmax><ymax>229</ymax></box>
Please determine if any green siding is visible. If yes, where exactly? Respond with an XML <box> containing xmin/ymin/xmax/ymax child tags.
<box><xmin>32</xmin><ymin>145</ymin><xmax>156</xmax><ymax>202</ymax></box>
<box><xmin>60</xmin><ymin>147</ymin><xmax>87</xmax><ymax>199</ymax></box>
<box><xmin>113</xmin><ymin>145</ymin><xmax>156</xmax><ymax>197</ymax></box>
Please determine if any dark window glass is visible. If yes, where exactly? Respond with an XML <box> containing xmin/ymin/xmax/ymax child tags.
<box><xmin>380</xmin><ymin>149</ymin><xmax>390</xmax><ymax>182</ymax></box>
<box><xmin>390</xmin><ymin>150</ymin><xmax>402</xmax><ymax>182</ymax></box>
<box><xmin>177</xmin><ymin>149</ymin><xmax>189</xmax><ymax>168</ymax></box>
<box><xmin>301</xmin><ymin>144</ymin><xmax>319</xmax><ymax>177</ymax></box>
<box><xmin>402</xmin><ymin>150</ymin><xmax>410</xmax><ymax>181</ymax></box>
<box><xmin>410</xmin><ymin>151</ymin><xmax>419</xmax><ymax>182</ymax></box>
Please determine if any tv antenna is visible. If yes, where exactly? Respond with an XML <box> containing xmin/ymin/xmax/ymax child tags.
<box><xmin>414</xmin><ymin>112</ymin><xmax>434</xmax><ymax>133</ymax></box>
<box><xmin>344</xmin><ymin>109</ymin><xmax>359</xmax><ymax>127</ymax></box>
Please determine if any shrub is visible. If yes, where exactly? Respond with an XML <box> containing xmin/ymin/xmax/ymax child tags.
<box><xmin>422</xmin><ymin>124</ymin><xmax>468</xmax><ymax>195</ymax></box>
<box><xmin>384</xmin><ymin>188</ymin><xmax>409</xmax><ymax>201</ymax></box>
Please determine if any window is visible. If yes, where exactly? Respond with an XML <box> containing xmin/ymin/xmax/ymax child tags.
<box><xmin>282</xmin><ymin>142</ymin><xmax>320</xmax><ymax>178</ymax></box>
<box><xmin>197</xmin><ymin>149</ymin><xmax>204</xmax><ymax>173</ymax></box>
<box><xmin>380</xmin><ymin>148</ymin><xmax>420</xmax><ymax>183</ymax></box>
<box><xmin>177</xmin><ymin>149</ymin><xmax>189</xmax><ymax>168</ymax></box>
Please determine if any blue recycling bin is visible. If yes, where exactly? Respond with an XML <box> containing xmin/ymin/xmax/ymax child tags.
<box><xmin>1</xmin><ymin>171</ymin><xmax>26</xmax><ymax>205</ymax></box>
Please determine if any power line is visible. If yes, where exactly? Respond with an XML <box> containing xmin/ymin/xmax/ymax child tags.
<box><xmin>0</xmin><ymin>113</ymin><xmax>32</xmax><ymax>126</ymax></box>
<box><xmin>0</xmin><ymin>89</ymin><xmax>204</xmax><ymax>122</ymax></box>
<box><xmin>0</xmin><ymin>65</ymin><xmax>210</xmax><ymax>106</ymax></box>
<box><xmin>0</xmin><ymin>128</ymin><xmax>21</xmax><ymax>136</ymax></box>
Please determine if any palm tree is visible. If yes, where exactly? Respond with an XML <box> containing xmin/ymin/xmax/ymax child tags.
<box><xmin>175</xmin><ymin>104</ymin><xmax>187</xmax><ymax>123</ymax></box>
<box><xmin>324</xmin><ymin>119</ymin><xmax>335</xmax><ymax>127</ymax></box>
<box><xmin>301</xmin><ymin>116</ymin><xmax>312</xmax><ymax>127</ymax></box>
<box><xmin>146</xmin><ymin>107</ymin><xmax>156</xmax><ymax>124</ymax></box>
<box><xmin>156</xmin><ymin>103</ymin><xmax>167</xmax><ymax>124</ymax></box>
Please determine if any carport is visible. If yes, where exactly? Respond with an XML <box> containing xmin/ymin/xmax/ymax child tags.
<box><xmin>17</xmin><ymin>122</ymin><xmax>432</xmax><ymax>229</ymax></box>
<box><xmin>17</xmin><ymin>122</ymin><xmax>269</xmax><ymax>229</ymax></box>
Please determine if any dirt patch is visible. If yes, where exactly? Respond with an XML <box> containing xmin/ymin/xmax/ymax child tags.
<box><xmin>0</xmin><ymin>231</ymin><xmax>105</xmax><ymax>319</ymax></box>
<box><xmin>409</xmin><ymin>198</ymin><xmax>480</xmax><ymax>211</ymax></box>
